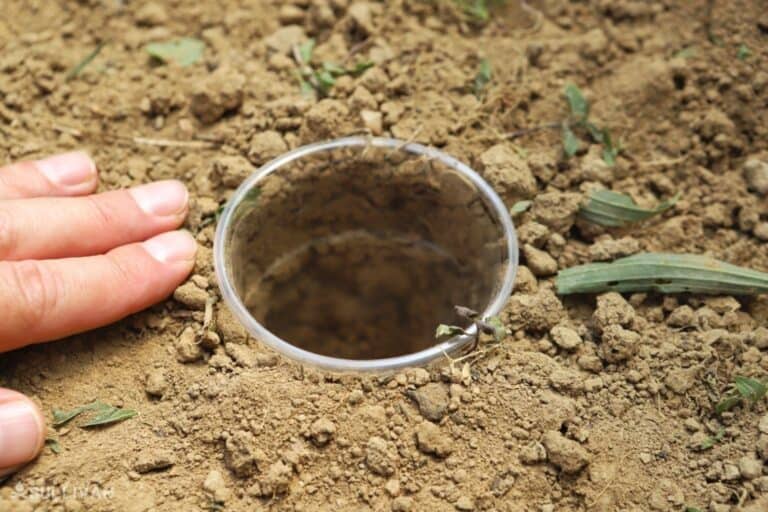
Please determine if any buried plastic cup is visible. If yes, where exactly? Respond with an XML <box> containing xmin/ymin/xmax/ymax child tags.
<box><xmin>214</xmin><ymin>136</ymin><xmax>518</xmax><ymax>372</ymax></box>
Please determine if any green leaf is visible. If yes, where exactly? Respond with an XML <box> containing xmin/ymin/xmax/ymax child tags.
<box><xmin>316</xmin><ymin>69</ymin><xmax>336</xmax><ymax>93</ymax></box>
<box><xmin>564</xmin><ymin>84</ymin><xmax>589</xmax><ymax>120</ymax></box>
<box><xmin>732</xmin><ymin>376</ymin><xmax>767</xmax><ymax>403</ymax></box>
<box><xmin>53</xmin><ymin>401</ymin><xmax>137</xmax><ymax>428</ymax></box>
<box><xmin>81</xmin><ymin>405</ymin><xmax>137</xmax><ymax>428</ymax></box>
<box><xmin>715</xmin><ymin>394</ymin><xmax>742</xmax><ymax>414</ymax></box>
<box><xmin>510</xmin><ymin>200</ymin><xmax>532</xmax><ymax>216</ymax></box>
<box><xmin>699</xmin><ymin>427</ymin><xmax>725</xmax><ymax>450</ymax></box>
<box><xmin>555</xmin><ymin>253</ymin><xmax>768</xmax><ymax>295</ymax></box>
<box><xmin>146</xmin><ymin>37</ymin><xmax>205</xmax><ymax>67</ymax></box>
<box><xmin>436</xmin><ymin>324</ymin><xmax>466</xmax><ymax>339</ymax></box>
<box><xmin>46</xmin><ymin>438</ymin><xmax>62</xmax><ymax>454</ymax></box>
<box><xmin>473</xmin><ymin>58</ymin><xmax>492</xmax><ymax>98</ymax></box>
<box><xmin>322</xmin><ymin>61</ymin><xmax>347</xmax><ymax>76</ymax></box>
<box><xmin>562</xmin><ymin>124</ymin><xmax>581</xmax><ymax>157</ymax></box>
<box><xmin>349</xmin><ymin>61</ymin><xmax>374</xmax><ymax>76</ymax></box>
<box><xmin>299</xmin><ymin>78</ymin><xmax>315</xmax><ymax>97</ymax></box>
<box><xmin>66</xmin><ymin>41</ymin><xmax>107</xmax><ymax>80</ymax></box>
<box><xmin>484</xmin><ymin>316</ymin><xmax>507</xmax><ymax>342</ymax></box>
<box><xmin>298</xmin><ymin>39</ymin><xmax>315</xmax><ymax>64</ymax></box>
<box><xmin>674</xmin><ymin>47</ymin><xmax>697</xmax><ymax>59</ymax></box>
<box><xmin>579</xmin><ymin>189</ymin><xmax>679</xmax><ymax>227</ymax></box>
<box><xmin>737</xmin><ymin>44</ymin><xmax>751</xmax><ymax>61</ymax></box>
<box><xmin>53</xmin><ymin>404</ymin><xmax>95</xmax><ymax>426</ymax></box>
<box><xmin>685</xmin><ymin>507</ymin><xmax>703</xmax><ymax>512</ymax></box>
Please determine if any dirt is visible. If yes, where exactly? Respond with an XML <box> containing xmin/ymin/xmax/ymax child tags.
<box><xmin>0</xmin><ymin>1</ymin><xmax>767</xmax><ymax>511</ymax></box>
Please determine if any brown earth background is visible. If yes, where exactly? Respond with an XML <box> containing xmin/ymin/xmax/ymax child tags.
<box><xmin>1</xmin><ymin>0</ymin><xmax>768</xmax><ymax>511</ymax></box>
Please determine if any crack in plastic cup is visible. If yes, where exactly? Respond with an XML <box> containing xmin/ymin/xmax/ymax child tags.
<box><xmin>214</xmin><ymin>136</ymin><xmax>518</xmax><ymax>372</ymax></box>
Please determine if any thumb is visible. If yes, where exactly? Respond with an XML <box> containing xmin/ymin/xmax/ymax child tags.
<box><xmin>0</xmin><ymin>389</ymin><xmax>45</xmax><ymax>477</ymax></box>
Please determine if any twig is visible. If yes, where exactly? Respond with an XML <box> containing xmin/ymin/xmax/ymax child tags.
<box><xmin>132</xmin><ymin>137</ymin><xmax>217</xmax><ymax>149</ymax></box>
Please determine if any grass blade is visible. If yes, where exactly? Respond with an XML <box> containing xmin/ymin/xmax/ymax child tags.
<box><xmin>66</xmin><ymin>41</ymin><xmax>106</xmax><ymax>80</ymax></box>
<box><xmin>556</xmin><ymin>253</ymin><xmax>768</xmax><ymax>295</ymax></box>
<box><xmin>81</xmin><ymin>406</ymin><xmax>137</xmax><ymax>428</ymax></box>
<box><xmin>474</xmin><ymin>58</ymin><xmax>492</xmax><ymax>98</ymax></box>
<box><xmin>562</xmin><ymin>124</ymin><xmax>580</xmax><ymax>157</ymax></box>
<box><xmin>579</xmin><ymin>190</ymin><xmax>679</xmax><ymax>227</ymax></box>
<box><xmin>146</xmin><ymin>37</ymin><xmax>205</xmax><ymax>67</ymax></box>
<box><xmin>733</xmin><ymin>376</ymin><xmax>767</xmax><ymax>403</ymax></box>
<box><xmin>564</xmin><ymin>84</ymin><xmax>589</xmax><ymax>120</ymax></box>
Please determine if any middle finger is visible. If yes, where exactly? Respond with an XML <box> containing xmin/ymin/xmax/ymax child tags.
<box><xmin>0</xmin><ymin>180</ymin><xmax>189</xmax><ymax>261</ymax></box>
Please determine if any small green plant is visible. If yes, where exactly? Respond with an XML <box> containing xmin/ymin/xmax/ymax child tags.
<box><xmin>510</xmin><ymin>200</ymin><xmax>532</xmax><ymax>216</ymax></box>
<box><xmin>473</xmin><ymin>58</ymin><xmax>492</xmax><ymax>98</ymax></box>
<box><xmin>436</xmin><ymin>305</ymin><xmax>507</xmax><ymax>344</ymax></box>
<box><xmin>45</xmin><ymin>437</ymin><xmax>62</xmax><ymax>454</ymax></box>
<box><xmin>716</xmin><ymin>376</ymin><xmax>767</xmax><ymax>414</ymax></box>
<box><xmin>53</xmin><ymin>401</ymin><xmax>138</xmax><ymax>428</ymax></box>
<box><xmin>556</xmin><ymin>253</ymin><xmax>768</xmax><ymax>295</ymax></box>
<box><xmin>294</xmin><ymin>39</ymin><xmax>373</xmax><ymax>97</ymax></box>
<box><xmin>146</xmin><ymin>37</ymin><xmax>205</xmax><ymax>67</ymax></box>
<box><xmin>737</xmin><ymin>44</ymin><xmax>752</xmax><ymax>61</ymax></box>
<box><xmin>699</xmin><ymin>427</ymin><xmax>725</xmax><ymax>450</ymax></box>
<box><xmin>562</xmin><ymin>84</ymin><xmax>622</xmax><ymax>166</ymax></box>
<box><xmin>685</xmin><ymin>507</ymin><xmax>703</xmax><ymax>512</ymax></box>
<box><xmin>452</xmin><ymin>0</ymin><xmax>506</xmax><ymax>24</ymax></box>
<box><xmin>579</xmin><ymin>189</ymin><xmax>679</xmax><ymax>227</ymax></box>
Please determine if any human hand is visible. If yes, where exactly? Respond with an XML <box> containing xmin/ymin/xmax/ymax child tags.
<box><xmin>0</xmin><ymin>152</ymin><xmax>196</xmax><ymax>477</ymax></box>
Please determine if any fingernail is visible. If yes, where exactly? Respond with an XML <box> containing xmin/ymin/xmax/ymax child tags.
<box><xmin>35</xmin><ymin>151</ymin><xmax>96</xmax><ymax>187</ymax></box>
<box><xmin>0</xmin><ymin>401</ymin><xmax>44</xmax><ymax>469</ymax></box>
<box><xmin>143</xmin><ymin>231</ymin><xmax>197</xmax><ymax>263</ymax></box>
<box><xmin>130</xmin><ymin>180</ymin><xmax>189</xmax><ymax>217</ymax></box>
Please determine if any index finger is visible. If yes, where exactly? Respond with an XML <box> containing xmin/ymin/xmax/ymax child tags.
<box><xmin>0</xmin><ymin>152</ymin><xmax>98</xmax><ymax>200</ymax></box>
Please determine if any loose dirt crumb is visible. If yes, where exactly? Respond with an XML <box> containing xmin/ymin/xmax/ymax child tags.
<box><xmin>415</xmin><ymin>421</ymin><xmax>453</xmax><ymax>458</ymax></box>
<box><xmin>407</xmin><ymin>383</ymin><xmax>449</xmax><ymax>422</ymax></box>
<box><xmin>541</xmin><ymin>431</ymin><xmax>590</xmax><ymax>474</ymax></box>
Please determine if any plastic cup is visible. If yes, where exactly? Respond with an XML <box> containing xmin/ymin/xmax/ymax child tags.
<box><xmin>214</xmin><ymin>136</ymin><xmax>518</xmax><ymax>372</ymax></box>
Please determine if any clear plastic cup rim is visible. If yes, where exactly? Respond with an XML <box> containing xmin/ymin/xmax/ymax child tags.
<box><xmin>214</xmin><ymin>136</ymin><xmax>519</xmax><ymax>372</ymax></box>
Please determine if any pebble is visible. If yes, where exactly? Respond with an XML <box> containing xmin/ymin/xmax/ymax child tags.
<box><xmin>455</xmin><ymin>495</ymin><xmax>475</xmax><ymax>511</ymax></box>
<box><xmin>541</xmin><ymin>431</ymin><xmax>590</xmax><ymax>474</ymax></box>
<box><xmin>309</xmin><ymin>417</ymin><xmax>336</xmax><ymax>446</ymax></box>
<box><xmin>759</xmin><ymin>413</ymin><xmax>768</xmax><ymax>435</ymax></box>
<box><xmin>145</xmin><ymin>369</ymin><xmax>168</xmax><ymax>398</ymax></box>
<box><xmin>415</xmin><ymin>421</ymin><xmax>453</xmax><ymax>458</ymax></box>
<box><xmin>392</xmin><ymin>496</ymin><xmax>413</xmax><ymax>512</ymax></box>
<box><xmin>519</xmin><ymin>442</ymin><xmax>547</xmax><ymax>464</ymax></box>
<box><xmin>173</xmin><ymin>282</ymin><xmax>208</xmax><ymax>310</ymax></box>
<box><xmin>550</xmin><ymin>325</ymin><xmax>582</xmax><ymax>350</ymax></box>
<box><xmin>522</xmin><ymin>244</ymin><xmax>558</xmax><ymax>276</ymax></box>
<box><xmin>744</xmin><ymin>157</ymin><xmax>768</xmax><ymax>194</ymax></box>
<box><xmin>738</xmin><ymin>457</ymin><xmax>763</xmax><ymax>480</ymax></box>
<box><xmin>133</xmin><ymin>449</ymin><xmax>175</xmax><ymax>474</ymax></box>
<box><xmin>721</xmin><ymin>463</ymin><xmax>740</xmax><ymax>481</ymax></box>
<box><xmin>175</xmin><ymin>327</ymin><xmax>203</xmax><ymax>363</ymax></box>
<box><xmin>366</xmin><ymin>436</ymin><xmax>397</xmax><ymax>476</ymax></box>
<box><xmin>407</xmin><ymin>383</ymin><xmax>449</xmax><ymax>422</ymax></box>
<box><xmin>203</xmin><ymin>470</ymin><xmax>231</xmax><ymax>503</ymax></box>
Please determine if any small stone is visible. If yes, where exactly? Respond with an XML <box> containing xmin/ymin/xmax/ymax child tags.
<box><xmin>599</xmin><ymin>324</ymin><xmax>640</xmax><ymax>363</ymax></box>
<box><xmin>506</xmin><ymin>288</ymin><xmax>566</xmax><ymax>332</ymax></box>
<box><xmin>541</xmin><ymin>431</ymin><xmax>590</xmax><ymax>474</ymax></box>
<box><xmin>264</xmin><ymin>25</ymin><xmax>307</xmax><ymax>54</ymax></box>
<box><xmin>407</xmin><ymin>383</ymin><xmax>449</xmax><ymax>422</ymax></box>
<box><xmin>224</xmin><ymin>343</ymin><xmax>258</xmax><ymax>368</ymax></box>
<box><xmin>392</xmin><ymin>496</ymin><xmax>413</xmax><ymax>512</ymax></box>
<box><xmin>384</xmin><ymin>478</ymin><xmax>400</xmax><ymax>497</ymax></box>
<box><xmin>145</xmin><ymin>369</ymin><xmax>168</xmax><ymax>398</ymax></box>
<box><xmin>664</xmin><ymin>366</ymin><xmax>699</xmax><ymax>394</ymax></box>
<box><xmin>722</xmin><ymin>463</ymin><xmax>740</xmax><ymax>481</ymax></box>
<box><xmin>520</xmin><ymin>442</ymin><xmax>547</xmax><ymax>464</ymax></box>
<box><xmin>361</xmin><ymin>109</ymin><xmax>383</xmax><ymax>135</ymax></box>
<box><xmin>667</xmin><ymin>305</ymin><xmax>694</xmax><ymax>327</ymax></box>
<box><xmin>759</xmin><ymin>413</ymin><xmax>768</xmax><ymax>434</ymax></box>
<box><xmin>455</xmin><ymin>495</ymin><xmax>475</xmax><ymax>511</ymax></box>
<box><xmin>212</xmin><ymin>155</ymin><xmax>253</xmax><ymax>189</ymax></box>
<box><xmin>224</xmin><ymin>431</ymin><xmax>265</xmax><ymax>478</ymax></box>
<box><xmin>348</xmin><ymin>2</ymin><xmax>376</xmax><ymax>35</ymax></box>
<box><xmin>530</xmin><ymin>192</ymin><xmax>583</xmax><ymax>233</ymax></box>
<box><xmin>200</xmin><ymin>330</ymin><xmax>221</xmax><ymax>350</ymax></box>
<box><xmin>738</xmin><ymin>457</ymin><xmax>763</xmax><ymax>480</ymax></box>
<box><xmin>550</xmin><ymin>325</ymin><xmax>582</xmax><ymax>350</ymax></box>
<box><xmin>255</xmin><ymin>461</ymin><xmax>293</xmax><ymax>496</ymax></box>
<box><xmin>190</xmin><ymin>68</ymin><xmax>244</xmax><ymax>124</ymax></box>
<box><xmin>478</xmin><ymin>144</ymin><xmax>537</xmax><ymax>204</ymax></box>
<box><xmin>278</xmin><ymin>4</ymin><xmax>305</xmax><ymax>24</ymax></box>
<box><xmin>588</xmin><ymin>236</ymin><xmax>640</xmax><ymax>261</ymax></box>
<box><xmin>593</xmin><ymin>292</ymin><xmax>635</xmax><ymax>332</ymax></box>
<box><xmin>175</xmin><ymin>327</ymin><xmax>203</xmax><ymax>363</ymax></box>
<box><xmin>173</xmin><ymin>282</ymin><xmax>208</xmax><ymax>310</ymax></box>
<box><xmin>135</xmin><ymin>2</ymin><xmax>168</xmax><ymax>26</ymax></box>
<box><xmin>744</xmin><ymin>157</ymin><xmax>768</xmax><ymax>194</ymax></box>
<box><xmin>203</xmin><ymin>470</ymin><xmax>231</xmax><ymax>503</ymax></box>
<box><xmin>248</xmin><ymin>130</ymin><xmax>287</xmax><ymax>165</ymax></box>
<box><xmin>348</xmin><ymin>389</ymin><xmax>365</xmax><ymax>405</ymax></box>
<box><xmin>133</xmin><ymin>449</ymin><xmax>175</xmax><ymax>473</ymax></box>
<box><xmin>215</xmin><ymin>307</ymin><xmax>248</xmax><ymax>343</ymax></box>
<box><xmin>754</xmin><ymin>222</ymin><xmax>768</xmax><ymax>242</ymax></box>
<box><xmin>577</xmin><ymin>354</ymin><xmax>603</xmax><ymax>373</ymax></box>
<box><xmin>415</xmin><ymin>421</ymin><xmax>453</xmax><ymax>458</ymax></box>
<box><xmin>310</xmin><ymin>417</ymin><xmax>336</xmax><ymax>446</ymax></box>
<box><xmin>366</xmin><ymin>436</ymin><xmax>397</xmax><ymax>476</ymax></box>
<box><xmin>522</xmin><ymin>244</ymin><xmax>558</xmax><ymax>276</ymax></box>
